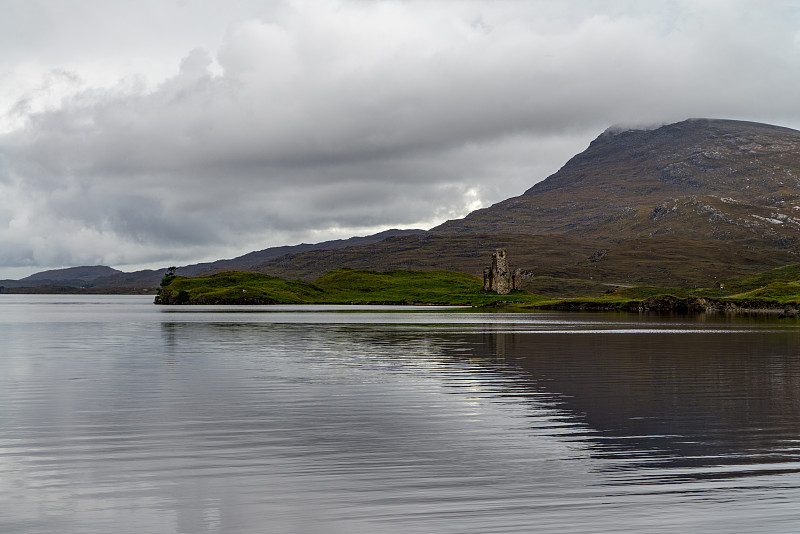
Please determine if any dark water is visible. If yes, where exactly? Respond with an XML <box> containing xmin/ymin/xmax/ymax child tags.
<box><xmin>2</xmin><ymin>295</ymin><xmax>800</xmax><ymax>533</ymax></box>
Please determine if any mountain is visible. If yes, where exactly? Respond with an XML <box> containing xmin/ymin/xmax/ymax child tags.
<box><xmin>249</xmin><ymin>119</ymin><xmax>800</xmax><ymax>286</ymax></box>
<box><xmin>433</xmin><ymin>118</ymin><xmax>800</xmax><ymax>245</ymax></box>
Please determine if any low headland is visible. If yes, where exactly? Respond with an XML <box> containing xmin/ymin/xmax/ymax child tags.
<box><xmin>155</xmin><ymin>264</ymin><xmax>800</xmax><ymax>316</ymax></box>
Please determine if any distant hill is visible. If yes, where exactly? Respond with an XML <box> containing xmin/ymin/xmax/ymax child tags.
<box><xmin>2</xmin><ymin>229</ymin><xmax>425</xmax><ymax>292</ymax></box>
<box><xmin>20</xmin><ymin>265</ymin><xmax>122</xmax><ymax>282</ymax></box>
<box><xmin>174</xmin><ymin>228</ymin><xmax>425</xmax><ymax>276</ymax></box>
<box><xmin>1</xmin><ymin>265</ymin><xmax>123</xmax><ymax>290</ymax></box>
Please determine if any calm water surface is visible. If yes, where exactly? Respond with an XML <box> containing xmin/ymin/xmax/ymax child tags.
<box><xmin>2</xmin><ymin>295</ymin><xmax>800</xmax><ymax>533</ymax></box>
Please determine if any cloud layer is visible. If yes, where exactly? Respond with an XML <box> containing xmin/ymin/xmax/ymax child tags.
<box><xmin>2</xmin><ymin>0</ymin><xmax>800</xmax><ymax>277</ymax></box>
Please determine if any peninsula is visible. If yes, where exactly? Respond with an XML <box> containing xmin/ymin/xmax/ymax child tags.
<box><xmin>155</xmin><ymin>259</ymin><xmax>800</xmax><ymax>317</ymax></box>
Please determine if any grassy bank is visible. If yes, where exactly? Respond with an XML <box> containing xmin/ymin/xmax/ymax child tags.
<box><xmin>155</xmin><ymin>264</ymin><xmax>800</xmax><ymax>313</ymax></box>
<box><xmin>155</xmin><ymin>268</ymin><xmax>547</xmax><ymax>306</ymax></box>
<box><xmin>535</xmin><ymin>264</ymin><xmax>800</xmax><ymax>314</ymax></box>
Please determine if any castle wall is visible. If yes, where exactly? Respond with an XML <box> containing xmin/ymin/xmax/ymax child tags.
<box><xmin>483</xmin><ymin>248</ymin><xmax>514</xmax><ymax>295</ymax></box>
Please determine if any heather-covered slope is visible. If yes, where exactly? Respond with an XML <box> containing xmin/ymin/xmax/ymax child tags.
<box><xmin>173</xmin><ymin>228</ymin><xmax>425</xmax><ymax>276</ymax></box>
<box><xmin>250</xmin><ymin>232</ymin><xmax>795</xmax><ymax>288</ymax></box>
<box><xmin>433</xmin><ymin>119</ymin><xmax>800</xmax><ymax>249</ymax></box>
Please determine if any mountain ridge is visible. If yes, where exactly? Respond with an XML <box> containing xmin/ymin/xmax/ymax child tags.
<box><xmin>1</xmin><ymin>229</ymin><xmax>425</xmax><ymax>291</ymax></box>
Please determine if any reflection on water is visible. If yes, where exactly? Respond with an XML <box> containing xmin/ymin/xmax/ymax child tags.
<box><xmin>2</xmin><ymin>296</ymin><xmax>800</xmax><ymax>533</ymax></box>
<box><xmin>452</xmin><ymin>330</ymin><xmax>800</xmax><ymax>479</ymax></box>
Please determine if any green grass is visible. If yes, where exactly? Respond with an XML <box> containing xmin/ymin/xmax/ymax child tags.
<box><xmin>157</xmin><ymin>271</ymin><xmax>325</xmax><ymax>304</ymax></box>
<box><xmin>716</xmin><ymin>264</ymin><xmax>800</xmax><ymax>297</ymax></box>
<box><xmin>520</xmin><ymin>276</ymin><xmax>619</xmax><ymax>298</ymax></box>
<box><xmin>156</xmin><ymin>264</ymin><xmax>800</xmax><ymax>310</ymax></box>
<box><xmin>537</xmin><ymin>263</ymin><xmax>800</xmax><ymax>310</ymax></box>
<box><xmin>314</xmin><ymin>269</ymin><xmax>509</xmax><ymax>305</ymax></box>
<box><xmin>602</xmin><ymin>285</ymin><xmax>689</xmax><ymax>299</ymax></box>
<box><xmin>730</xmin><ymin>281</ymin><xmax>800</xmax><ymax>303</ymax></box>
<box><xmin>156</xmin><ymin>268</ymin><xmax>548</xmax><ymax>306</ymax></box>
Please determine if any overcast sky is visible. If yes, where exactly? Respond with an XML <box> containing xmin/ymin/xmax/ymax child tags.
<box><xmin>2</xmin><ymin>0</ymin><xmax>800</xmax><ymax>278</ymax></box>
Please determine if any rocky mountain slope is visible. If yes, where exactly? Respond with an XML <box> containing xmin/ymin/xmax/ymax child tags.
<box><xmin>434</xmin><ymin>118</ymin><xmax>800</xmax><ymax>247</ymax></box>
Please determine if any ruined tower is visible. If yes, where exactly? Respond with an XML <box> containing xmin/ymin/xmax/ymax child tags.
<box><xmin>483</xmin><ymin>249</ymin><xmax>519</xmax><ymax>295</ymax></box>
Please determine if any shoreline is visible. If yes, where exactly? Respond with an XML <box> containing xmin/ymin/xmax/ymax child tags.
<box><xmin>154</xmin><ymin>292</ymin><xmax>800</xmax><ymax>317</ymax></box>
<box><xmin>538</xmin><ymin>295</ymin><xmax>800</xmax><ymax>317</ymax></box>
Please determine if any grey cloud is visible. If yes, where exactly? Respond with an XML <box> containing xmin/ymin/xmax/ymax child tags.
<box><xmin>2</xmin><ymin>0</ymin><xmax>800</xmax><ymax>276</ymax></box>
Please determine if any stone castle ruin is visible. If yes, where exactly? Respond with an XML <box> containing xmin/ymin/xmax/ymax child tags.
<box><xmin>483</xmin><ymin>249</ymin><xmax>521</xmax><ymax>295</ymax></box>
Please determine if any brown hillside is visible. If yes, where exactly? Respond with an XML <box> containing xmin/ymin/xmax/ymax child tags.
<box><xmin>252</xmin><ymin>232</ymin><xmax>794</xmax><ymax>288</ymax></box>
<box><xmin>254</xmin><ymin>233</ymin><xmax>598</xmax><ymax>280</ymax></box>
<box><xmin>252</xmin><ymin>119</ymin><xmax>800</xmax><ymax>287</ymax></box>
<box><xmin>433</xmin><ymin>118</ymin><xmax>800</xmax><ymax>249</ymax></box>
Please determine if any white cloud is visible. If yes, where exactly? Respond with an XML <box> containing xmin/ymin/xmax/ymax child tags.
<box><xmin>2</xmin><ymin>0</ymin><xmax>800</xmax><ymax>277</ymax></box>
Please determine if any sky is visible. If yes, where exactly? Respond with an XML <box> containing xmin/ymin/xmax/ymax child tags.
<box><xmin>2</xmin><ymin>0</ymin><xmax>800</xmax><ymax>279</ymax></box>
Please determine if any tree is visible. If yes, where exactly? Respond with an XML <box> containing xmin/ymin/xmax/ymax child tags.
<box><xmin>160</xmin><ymin>266</ymin><xmax>178</xmax><ymax>287</ymax></box>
